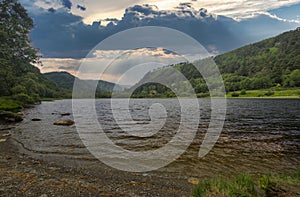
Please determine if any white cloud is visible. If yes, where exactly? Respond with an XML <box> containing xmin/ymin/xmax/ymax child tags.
<box><xmin>21</xmin><ymin>0</ymin><xmax>300</xmax><ymax>24</ymax></box>
<box><xmin>69</xmin><ymin>0</ymin><xmax>300</xmax><ymax>23</ymax></box>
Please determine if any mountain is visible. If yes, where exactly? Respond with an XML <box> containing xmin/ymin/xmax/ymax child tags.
<box><xmin>44</xmin><ymin>72</ymin><xmax>123</xmax><ymax>97</ymax></box>
<box><xmin>130</xmin><ymin>28</ymin><xmax>300</xmax><ymax>97</ymax></box>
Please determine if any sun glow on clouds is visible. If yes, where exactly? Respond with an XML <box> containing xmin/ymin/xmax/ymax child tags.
<box><xmin>39</xmin><ymin>48</ymin><xmax>185</xmax><ymax>84</ymax></box>
<box><xmin>195</xmin><ymin>0</ymin><xmax>300</xmax><ymax>20</ymax></box>
<box><xmin>77</xmin><ymin>0</ymin><xmax>300</xmax><ymax>24</ymax></box>
<box><xmin>20</xmin><ymin>0</ymin><xmax>300</xmax><ymax>23</ymax></box>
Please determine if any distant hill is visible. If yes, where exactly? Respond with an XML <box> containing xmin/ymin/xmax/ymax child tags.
<box><xmin>131</xmin><ymin>28</ymin><xmax>300</xmax><ymax>97</ymax></box>
<box><xmin>44</xmin><ymin>72</ymin><xmax>123</xmax><ymax>97</ymax></box>
<box><xmin>44</xmin><ymin>72</ymin><xmax>75</xmax><ymax>90</ymax></box>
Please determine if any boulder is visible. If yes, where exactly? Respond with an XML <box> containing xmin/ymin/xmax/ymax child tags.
<box><xmin>54</xmin><ymin>119</ymin><xmax>74</xmax><ymax>126</ymax></box>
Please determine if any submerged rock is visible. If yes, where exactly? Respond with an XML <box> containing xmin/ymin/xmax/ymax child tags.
<box><xmin>53</xmin><ymin>119</ymin><xmax>74</xmax><ymax>126</ymax></box>
<box><xmin>31</xmin><ymin>118</ymin><xmax>42</xmax><ymax>121</ymax></box>
<box><xmin>60</xmin><ymin>112</ymin><xmax>71</xmax><ymax>116</ymax></box>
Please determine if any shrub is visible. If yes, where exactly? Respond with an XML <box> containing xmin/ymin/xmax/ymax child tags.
<box><xmin>240</xmin><ymin>89</ymin><xmax>247</xmax><ymax>95</ymax></box>
<box><xmin>0</xmin><ymin>98</ymin><xmax>22</xmax><ymax>112</ymax></box>
<box><xmin>265</xmin><ymin>91</ymin><xmax>274</xmax><ymax>96</ymax></box>
<box><xmin>231</xmin><ymin>92</ymin><xmax>240</xmax><ymax>97</ymax></box>
<box><xmin>197</xmin><ymin>93</ymin><xmax>210</xmax><ymax>98</ymax></box>
<box><xmin>31</xmin><ymin>93</ymin><xmax>41</xmax><ymax>103</ymax></box>
<box><xmin>13</xmin><ymin>93</ymin><xmax>35</xmax><ymax>105</ymax></box>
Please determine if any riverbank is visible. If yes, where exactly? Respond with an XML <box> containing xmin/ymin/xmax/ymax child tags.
<box><xmin>1</xmin><ymin>127</ymin><xmax>300</xmax><ymax>197</ymax></box>
<box><xmin>226</xmin><ymin>88</ymin><xmax>300</xmax><ymax>98</ymax></box>
<box><xmin>192</xmin><ymin>171</ymin><xmax>300</xmax><ymax>196</ymax></box>
<box><xmin>0</xmin><ymin>123</ymin><xmax>194</xmax><ymax>196</ymax></box>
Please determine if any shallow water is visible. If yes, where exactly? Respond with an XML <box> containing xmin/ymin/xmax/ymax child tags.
<box><xmin>11</xmin><ymin>99</ymin><xmax>300</xmax><ymax>177</ymax></box>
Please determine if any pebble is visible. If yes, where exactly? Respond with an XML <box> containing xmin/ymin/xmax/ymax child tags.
<box><xmin>187</xmin><ymin>177</ymin><xmax>199</xmax><ymax>185</ymax></box>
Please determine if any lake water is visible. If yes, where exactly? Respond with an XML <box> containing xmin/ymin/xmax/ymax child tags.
<box><xmin>11</xmin><ymin>99</ymin><xmax>300</xmax><ymax>177</ymax></box>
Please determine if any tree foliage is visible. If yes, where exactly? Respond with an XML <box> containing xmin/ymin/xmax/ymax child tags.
<box><xmin>0</xmin><ymin>0</ymin><xmax>67</xmax><ymax>105</ymax></box>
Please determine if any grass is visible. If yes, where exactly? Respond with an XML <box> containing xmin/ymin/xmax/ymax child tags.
<box><xmin>192</xmin><ymin>169</ymin><xmax>300</xmax><ymax>197</ymax></box>
<box><xmin>226</xmin><ymin>88</ymin><xmax>300</xmax><ymax>98</ymax></box>
<box><xmin>0</xmin><ymin>97</ymin><xmax>22</xmax><ymax>112</ymax></box>
<box><xmin>41</xmin><ymin>97</ymin><xmax>62</xmax><ymax>101</ymax></box>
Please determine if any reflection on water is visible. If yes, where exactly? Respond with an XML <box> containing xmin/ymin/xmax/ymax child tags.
<box><xmin>11</xmin><ymin>99</ymin><xmax>300</xmax><ymax>177</ymax></box>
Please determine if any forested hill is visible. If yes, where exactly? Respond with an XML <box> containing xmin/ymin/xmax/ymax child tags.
<box><xmin>44</xmin><ymin>72</ymin><xmax>123</xmax><ymax>97</ymax></box>
<box><xmin>216</xmin><ymin>28</ymin><xmax>300</xmax><ymax>90</ymax></box>
<box><xmin>131</xmin><ymin>28</ymin><xmax>300</xmax><ymax>97</ymax></box>
<box><xmin>0</xmin><ymin>0</ymin><xmax>67</xmax><ymax>112</ymax></box>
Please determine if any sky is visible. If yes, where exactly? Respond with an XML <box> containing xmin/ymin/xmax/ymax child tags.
<box><xmin>21</xmin><ymin>0</ymin><xmax>300</xmax><ymax>23</ymax></box>
<box><xmin>19</xmin><ymin>0</ymin><xmax>300</xmax><ymax>85</ymax></box>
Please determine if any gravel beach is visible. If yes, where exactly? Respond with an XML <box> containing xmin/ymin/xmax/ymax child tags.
<box><xmin>0</xmin><ymin>124</ymin><xmax>194</xmax><ymax>197</ymax></box>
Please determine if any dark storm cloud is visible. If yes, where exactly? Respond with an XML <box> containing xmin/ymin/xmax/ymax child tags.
<box><xmin>48</xmin><ymin>8</ymin><xmax>56</xmax><ymax>13</ymax></box>
<box><xmin>28</xmin><ymin>4</ymin><xmax>299</xmax><ymax>59</ymax></box>
<box><xmin>77</xmin><ymin>5</ymin><xmax>86</xmax><ymax>11</ymax></box>
<box><xmin>61</xmin><ymin>0</ymin><xmax>72</xmax><ymax>10</ymax></box>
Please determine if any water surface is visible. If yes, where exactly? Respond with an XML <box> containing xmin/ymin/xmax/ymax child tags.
<box><xmin>11</xmin><ymin>99</ymin><xmax>300</xmax><ymax>177</ymax></box>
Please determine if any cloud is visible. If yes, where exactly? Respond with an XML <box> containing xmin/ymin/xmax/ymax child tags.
<box><xmin>39</xmin><ymin>48</ymin><xmax>184</xmax><ymax>84</ymax></box>
<box><xmin>77</xmin><ymin>5</ymin><xmax>86</xmax><ymax>11</ymax></box>
<box><xmin>48</xmin><ymin>8</ymin><xmax>56</xmax><ymax>13</ymax></box>
<box><xmin>19</xmin><ymin>0</ymin><xmax>300</xmax><ymax>24</ymax></box>
<box><xmin>145</xmin><ymin>0</ymin><xmax>300</xmax><ymax>20</ymax></box>
<box><xmin>60</xmin><ymin>0</ymin><xmax>72</xmax><ymax>10</ymax></box>
<box><xmin>24</xmin><ymin>2</ymin><xmax>299</xmax><ymax>60</ymax></box>
<box><xmin>269</xmin><ymin>3</ymin><xmax>300</xmax><ymax>21</ymax></box>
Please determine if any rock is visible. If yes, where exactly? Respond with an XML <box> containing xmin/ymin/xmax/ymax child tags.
<box><xmin>1</xmin><ymin>133</ymin><xmax>10</xmax><ymax>137</ymax></box>
<box><xmin>129</xmin><ymin>181</ymin><xmax>139</xmax><ymax>186</ymax></box>
<box><xmin>61</xmin><ymin>112</ymin><xmax>71</xmax><ymax>116</ymax></box>
<box><xmin>17</xmin><ymin>112</ymin><xmax>24</xmax><ymax>116</ymax></box>
<box><xmin>188</xmin><ymin>177</ymin><xmax>200</xmax><ymax>185</ymax></box>
<box><xmin>54</xmin><ymin>119</ymin><xmax>74</xmax><ymax>126</ymax></box>
<box><xmin>0</xmin><ymin>111</ymin><xmax>23</xmax><ymax>122</ymax></box>
<box><xmin>31</xmin><ymin>118</ymin><xmax>42</xmax><ymax>121</ymax></box>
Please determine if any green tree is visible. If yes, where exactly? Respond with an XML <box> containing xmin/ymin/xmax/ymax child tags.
<box><xmin>283</xmin><ymin>69</ymin><xmax>300</xmax><ymax>87</ymax></box>
<box><xmin>0</xmin><ymin>0</ymin><xmax>67</xmax><ymax>103</ymax></box>
<box><xmin>0</xmin><ymin>0</ymin><xmax>39</xmax><ymax>64</ymax></box>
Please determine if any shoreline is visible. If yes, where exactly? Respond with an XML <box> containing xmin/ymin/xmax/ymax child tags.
<box><xmin>0</xmin><ymin>124</ymin><xmax>195</xmax><ymax>196</ymax></box>
<box><xmin>2</xmin><ymin>129</ymin><xmax>300</xmax><ymax>196</ymax></box>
